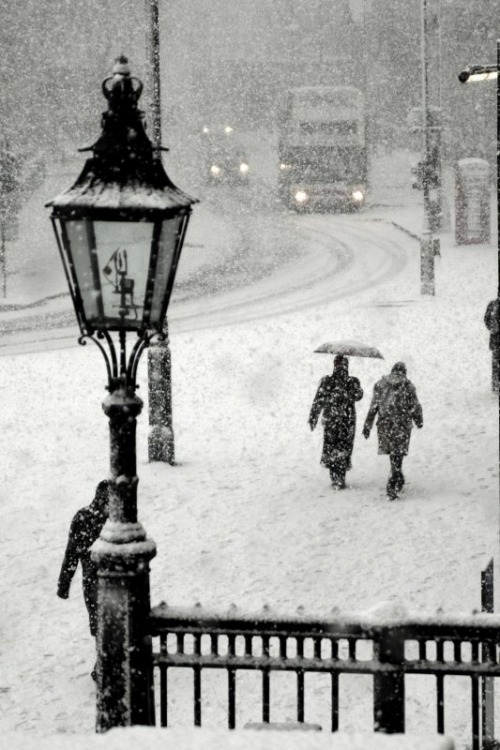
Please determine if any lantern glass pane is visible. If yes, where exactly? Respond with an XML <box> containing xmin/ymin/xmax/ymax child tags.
<box><xmin>150</xmin><ymin>216</ymin><xmax>183</xmax><ymax>324</ymax></box>
<box><xmin>65</xmin><ymin>220</ymin><xmax>99</xmax><ymax>319</ymax></box>
<box><xmin>66</xmin><ymin>219</ymin><xmax>154</xmax><ymax>326</ymax></box>
<box><xmin>93</xmin><ymin>220</ymin><xmax>153</xmax><ymax>325</ymax></box>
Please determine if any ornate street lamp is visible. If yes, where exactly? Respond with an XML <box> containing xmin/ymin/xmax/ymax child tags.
<box><xmin>459</xmin><ymin>43</ymin><xmax>499</xmax><ymax>270</ymax></box>
<box><xmin>459</xmin><ymin>43</ymin><xmax>500</xmax><ymax>407</ymax></box>
<box><xmin>46</xmin><ymin>55</ymin><xmax>197</xmax><ymax>732</ymax></box>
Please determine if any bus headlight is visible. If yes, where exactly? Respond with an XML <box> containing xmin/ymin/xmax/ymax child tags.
<box><xmin>210</xmin><ymin>165</ymin><xmax>221</xmax><ymax>176</ymax></box>
<box><xmin>352</xmin><ymin>189</ymin><xmax>364</xmax><ymax>203</ymax></box>
<box><xmin>294</xmin><ymin>190</ymin><xmax>308</xmax><ymax>204</ymax></box>
<box><xmin>239</xmin><ymin>162</ymin><xmax>249</xmax><ymax>174</ymax></box>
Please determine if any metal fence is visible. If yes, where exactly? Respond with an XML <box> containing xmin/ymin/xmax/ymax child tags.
<box><xmin>148</xmin><ymin>604</ymin><xmax>500</xmax><ymax>748</ymax></box>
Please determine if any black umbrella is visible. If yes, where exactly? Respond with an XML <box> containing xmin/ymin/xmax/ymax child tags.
<box><xmin>314</xmin><ymin>340</ymin><xmax>384</xmax><ymax>359</ymax></box>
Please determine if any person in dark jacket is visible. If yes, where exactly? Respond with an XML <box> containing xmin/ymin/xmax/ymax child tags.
<box><xmin>309</xmin><ymin>354</ymin><xmax>363</xmax><ymax>489</ymax></box>
<box><xmin>362</xmin><ymin>362</ymin><xmax>423</xmax><ymax>499</ymax></box>
<box><xmin>484</xmin><ymin>297</ymin><xmax>499</xmax><ymax>392</ymax></box>
<box><xmin>57</xmin><ymin>480</ymin><xmax>110</xmax><ymax>638</ymax></box>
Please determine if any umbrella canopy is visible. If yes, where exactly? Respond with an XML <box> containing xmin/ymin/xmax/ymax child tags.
<box><xmin>314</xmin><ymin>340</ymin><xmax>384</xmax><ymax>359</ymax></box>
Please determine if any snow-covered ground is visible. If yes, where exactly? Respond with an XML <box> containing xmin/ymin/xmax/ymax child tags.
<box><xmin>0</xmin><ymin>143</ymin><xmax>498</xmax><ymax>746</ymax></box>
<box><xmin>1</xmin><ymin>727</ymin><xmax>455</xmax><ymax>750</ymax></box>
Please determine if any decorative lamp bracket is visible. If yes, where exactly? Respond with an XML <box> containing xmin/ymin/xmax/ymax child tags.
<box><xmin>78</xmin><ymin>328</ymin><xmax>167</xmax><ymax>393</ymax></box>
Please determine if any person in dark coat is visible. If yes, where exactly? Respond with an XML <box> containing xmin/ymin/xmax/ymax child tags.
<box><xmin>484</xmin><ymin>297</ymin><xmax>499</xmax><ymax>392</ymax></box>
<box><xmin>362</xmin><ymin>362</ymin><xmax>423</xmax><ymax>499</ymax></box>
<box><xmin>309</xmin><ymin>354</ymin><xmax>363</xmax><ymax>489</ymax></box>
<box><xmin>57</xmin><ymin>480</ymin><xmax>110</xmax><ymax>638</ymax></box>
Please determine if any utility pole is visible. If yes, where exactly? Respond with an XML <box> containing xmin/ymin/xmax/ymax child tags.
<box><xmin>362</xmin><ymin>0</ymin><xmax>371</xmax><ymax>185</ymax></box>
<box><xmin>145</xmin><ymin>0</ymin><xmax>176</xmax><ymax>464</ymax></box>
<box><xmin>427</xmin><ymin>0</ymin><xmax>445</xmax><ymax>230</ymax></box>
<box><xmin>0</xmin><ymin>221</ymin><xmax>6</xmax><ymax>299</ymax></box>
<box><xmin>420</xmin><ymin>0</ymin><xmax>441</xmax><ymax>295</ymax></box>
<box><xmin>0</xmin><ymin>142</ymin><xmax>21</xmax><ymax>300</ymax></box>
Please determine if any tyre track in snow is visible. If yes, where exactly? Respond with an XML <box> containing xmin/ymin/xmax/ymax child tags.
<box><xmin>167</xmin><ymin>215</ymin><xmax>410</xmax><ymax>331</ymax></box>
<box><xmin>0</xmin><ymin>213</ymin><xmax>410</xmax><ymax>355</ymax></box>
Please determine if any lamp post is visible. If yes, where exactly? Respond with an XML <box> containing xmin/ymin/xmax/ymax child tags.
<box><xmin>458</xmin><ymin>44</ymin><xmax>499</xmax><ymax>276</ymax></box>
<box><xmin>459</xmin><ymin>45</ymin><xmax>498</xmax><ymax>750</ymax></box>
<box><xmin>46</xmin><ymin>55</ymin><xmax>197</xmax><ymax>731</ymax></box>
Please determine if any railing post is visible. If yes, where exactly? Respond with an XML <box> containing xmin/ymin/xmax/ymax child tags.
<box><xmin>373</xmin><ymin>627</ymin><xmax>405</xmax><ymax>733</ymax></box>
<box><xmin>481</xmin><ymin>558</ymin><xmax>495</xmax><ymax>749</ymax></box>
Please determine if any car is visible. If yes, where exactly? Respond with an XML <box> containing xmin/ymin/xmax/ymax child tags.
<box><xmin>204</xmin><ymin>137</ymin><xmax>250</xmax><ymax>186</ymax></box>
<box><xmin>201</xmin><ymin>123</ymin><xmax>235</xmax><ymax>137</ymax></box>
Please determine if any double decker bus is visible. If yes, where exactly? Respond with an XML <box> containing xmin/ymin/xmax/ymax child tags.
<box><xmin>277</xmin><ymin>86</ymin><xmax>367</xmax><ymax>212</ymax></box>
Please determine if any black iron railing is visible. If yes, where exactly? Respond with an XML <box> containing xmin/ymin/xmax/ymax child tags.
<box><xmin>148</xmin><ymin>604</ymin><xmax>500</xmax><ymax>748</ymax></box>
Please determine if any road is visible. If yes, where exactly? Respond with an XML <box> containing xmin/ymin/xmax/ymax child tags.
<box><xmin>0</xmin><ymin>210</ymin><xmax>410</xmax><ymax>355</ymax></box>
<box><xmin>0</xmin><ymin>144</ymin><xmax>412</xmax><ymax>355</ymax></box>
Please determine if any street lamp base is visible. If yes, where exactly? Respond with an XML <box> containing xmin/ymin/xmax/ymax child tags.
<box><xmin>92</xmin><ymin>535</ymin><xmax>157</xmax><ymax>732</ymax></box>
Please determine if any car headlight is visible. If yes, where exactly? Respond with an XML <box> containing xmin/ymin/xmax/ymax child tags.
<box><xmin>239</xmin><ymin>162</ymin><xmax>249</xmax><ymax>174</ymax></box>
<box><xmin>210</xmin><ymin>165</ymin><xmax>221</xmax><ymax>176</ymax></box>
<box><xmin>280</xmin><ymin>163</ymin><xmax>291</xmax><ymax>171</ymax></box>
<box><xmin>202</xmin><ymin>126</ymin><xmax>210</xmax><ymax>134</ymax></box>
<box><xmin>224</xmin><ymin>126</ymin><xmax>234</xmax><ymax>134</ymax></box>
<box><xmin>294</xmin><ymin>190</ymin><xmax>308</xmax><ymax>204</ymax></box>
<box><xmin>352</xmin><ymin>190</ymin><xmax>364</xmax><ymax>203</ymax></box>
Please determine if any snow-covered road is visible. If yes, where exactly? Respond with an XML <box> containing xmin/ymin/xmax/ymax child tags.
<box><xmin>171</xmin><ymin>214</ymin><xmax>410</xmax><ymax>330</ymax></box>
<box><xmin>0</xmin><ymin>210</ymin><xmax>410</xmax><ymax>353</ymax></box>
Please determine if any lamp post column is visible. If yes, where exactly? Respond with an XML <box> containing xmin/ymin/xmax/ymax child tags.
<box><xmin>145</xmin><ymin>0</ymin><xmax>176</xmax><ymax>465</ymax></box>
<box><xmin>92</xmin><ymin>383</ymin><xmax>156</xmax><ymax>732</ymax></box>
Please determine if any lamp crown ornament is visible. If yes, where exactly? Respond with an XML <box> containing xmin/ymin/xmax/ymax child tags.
<box><xmin>102</xmin><ymin>54</ymin><xmax>142</xmax><ymax>113</ymax></box>
<box><xmin>83</xmin><ymin>55</ymin><xmax>159</xmax><ymax>177</ymax></box>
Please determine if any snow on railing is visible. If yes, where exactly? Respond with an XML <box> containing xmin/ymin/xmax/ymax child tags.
<box><xmin>147</xmin><ymin>602</ymin><xmax>500</xmax><ymax>748</ymax></box>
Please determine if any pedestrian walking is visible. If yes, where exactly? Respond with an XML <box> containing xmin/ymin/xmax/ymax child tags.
<box><xmin>362</xmin><ymin>362</ymin><xmax>423</xmax><ymax>500</ymax></box>
<box><xmin>57</xmin><ymin>480</ymin><xmax>110</xmax><ymax>676</ymax></box>
<box><xmin>484</xmin><ymin>297</ymin><xmax>499</xmax><ymax>392</ymax></box>
<box><xmin>309</xmin><ymin>354</ymin><xmax>363</xmax><ymax>489</ymax></box>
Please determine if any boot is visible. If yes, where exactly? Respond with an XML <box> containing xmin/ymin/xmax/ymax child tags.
<box><xmin>330</xmin><ymin>463</ymin><xmax>346</xmax><ymax>489</ymax></box>
<box><xmin>394</xmin><ymin>471</ymin><xmax>405</xmax><ymax>492</ymax></box>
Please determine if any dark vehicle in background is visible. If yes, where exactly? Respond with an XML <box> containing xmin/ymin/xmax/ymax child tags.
<box><xmin>204</xmin><ymin>136</ymin><xmax>250</xmax><ymax>186</ymax></box>
<box><xmin>201</xmin><ymin>124</ymin><xmax>235</xmax><ymax>137</ymax></box>
<box><xmin>277</xmin><ymin>86</ymin><xmax>367</xmax><ymax>212</ymax></box>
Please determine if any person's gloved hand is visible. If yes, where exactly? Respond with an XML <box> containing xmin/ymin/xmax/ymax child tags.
<box><xmin>362</xmin><ymin>426</ymin><xmax>370</xmax><ymax>439</ymax></box>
